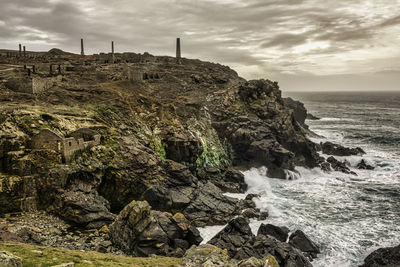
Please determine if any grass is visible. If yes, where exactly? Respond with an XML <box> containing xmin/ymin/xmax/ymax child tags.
<box><xmin>0</xmin><ymin>242</ymin><xmax>182</xmax><ymax>267</ymax></box>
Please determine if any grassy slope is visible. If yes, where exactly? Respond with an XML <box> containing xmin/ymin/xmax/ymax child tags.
<box><xmin>0</xmin><ymin>242</ymin><xmax>181</xmax><ymax>267</ymax></box>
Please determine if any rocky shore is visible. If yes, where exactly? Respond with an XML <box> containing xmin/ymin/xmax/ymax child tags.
<box><xmin>0</xmin><ymin>51</ymin><xmax>386</xmax><ymax>266</ymax></box>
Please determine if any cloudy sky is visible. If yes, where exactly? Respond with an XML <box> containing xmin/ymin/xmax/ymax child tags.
<box><xmin>1</xmin><ymin>0</ymin><xmax>399</xmax><ymax>91</ymax></box>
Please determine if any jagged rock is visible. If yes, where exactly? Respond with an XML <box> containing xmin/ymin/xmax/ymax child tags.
<box><xmin>181</xmin><ymin>244</ymin><xmax>235</xmax><ymax>267</ymax></box>
<box><xmin>357</xmin><ymin>159</ymin><xmax>375</xmax><ymax>170</ymax></box>
<box><xmin>208</xmin><ymin>216</ymin><xmax>254</xmax><ymax>257</ymax></box>
<box><xmin>288</xmin><ymin>230</ymin><xmax>320</xmax><ymax>259</ymax></box>
<box><xmin>0</xmin><ymin>251</ymin><xmax>22</xmax><ymax>267</ymax></box>
<box><xmin>283</xmin><ymin>97</ymin><xmax>307</xmax><ymax>128</ymax></box>
<box><xmin>257</xmin><ymin>224</ymin><xmax>290</xmax><ymax>243</ymax></box>
<box><xmin>327</xmin><ymin>156</ymin><xmax>357</xmax><ymax>175</ymax></box>
<box><xmin>321</xmin><ymin>141</ymin><xmax>365</xmax><ymax>156</ymax></box>
<box><xmin>306</xmin><ymin>113</ymin><xmax>320</xmax><ymax>120</ymax></box>
<box><xmin>235</xmin><ymin>234</ymin><xmax>312</xmax><ymax>267</ymax></box>
<box><xmin>359</xmin><ymin>244</ymin><xmax>400</xmax><ymax>267</ymax></box>
<box><xmin>241</xmin><ymin>208</ymin><xmax>268</xmax><ymax>221</ymax></box>
<box><xmin>208</xmin><ymin>217</ymin><xmax>312</xmax><ymax>267</ymax></box>
<box><xmin>320</xmin><ymin>162</ymin><xmax>332</xmax><ymax>172</ymax></box>
<box><xmin>197</xmin><ymin>167</ymin><xmax>247</xmax><ymax>193</ymax></box>
<box><xmin>181</xmin><ymin>181</ymin><xmax>241</xmax><ymax>226</ymax></box>
<box><xmin>109</xmin><ymin>200</ymin><xmax>202</xmax><ymax>257</ymax></box>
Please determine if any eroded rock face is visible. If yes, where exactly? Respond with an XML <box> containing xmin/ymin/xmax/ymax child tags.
<box><xmin>109</xmin><ymin>200</ymin><xmax>202</xmax><ymax>257</ymax></box>
<box><xmin>321</xmin><ymin>141</ymin><xmax>365</xmax><ymax>156</ymax></box>
<box><xmin>360</xmin><ymin>244</ymin><xmax>400</xmax><ymax>267</ymax></box>
<box><xmin>283</xmin><ymin>97</ymin><xmax>308</xmax><ymax>128</ymax></box>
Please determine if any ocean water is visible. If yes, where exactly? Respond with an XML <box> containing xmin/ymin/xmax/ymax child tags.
<box><xmin>199</xmin><ymin>91</ymin><xmax>400</xmax><ymax>266</ymax></box>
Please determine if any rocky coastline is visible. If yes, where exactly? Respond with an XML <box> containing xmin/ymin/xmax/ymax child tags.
<box><xmin>0</xmin><ymin>51</ymin><xmax>391</xmax><ymax>266</ymax></box>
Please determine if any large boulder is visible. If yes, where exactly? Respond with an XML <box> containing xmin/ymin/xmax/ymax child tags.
<box><xmin>320</xmin><ymin>142</ymin><xmax>365</xmax><ymax>156</ymax></box>
<box><xmin>208</xmin><ymin>216</ymin><xmax>254</xmax><ymax>257</ymax></box>
<box><xmin>360</xmin><ymin>244</ymin><xmax>400</xmax><ymax>267</ymax></box>
<box><xmin>0</xmin><ymin>251</ymin><xmax>22</xmax><ymax>267</ymax></box>
<box><xmin>257</xmin><ymin>224</ymin><xmax>290</xmax><ymax>243</ymax></box>
<box><xmin>163</xmin><ymin>132</ymin><xmax>203</xmax><ymax>164</ymax></box>
<box><xmin>197</xmin><ymin>167</ymin><xmax>247</xmax><ymax>193</ymax></box>
<box><xmin>288</xmin><ymin>230</ymin><xmax>320</xmax><ymax>259</ymax></box>
<box><xmin>109</xmin><ymin>200</ymin><xmax>202</xmax><ymax>257</ymax></box>
<box><xmin>53</xmin><ymin>190</ymin><xmax>116</xmax><ymax>229</ymax></box>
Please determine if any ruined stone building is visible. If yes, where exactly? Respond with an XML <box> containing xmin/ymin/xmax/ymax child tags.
<box><xmin>30</xmin><ymin>128</ymin><xmax>101</xmax><ymax>163</ymax></box>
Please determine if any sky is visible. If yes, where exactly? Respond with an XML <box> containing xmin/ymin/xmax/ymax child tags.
<box><xmin>0</xmin><ymin>0</ymin><xmax>399</xmax><ymax>91</ymax></box>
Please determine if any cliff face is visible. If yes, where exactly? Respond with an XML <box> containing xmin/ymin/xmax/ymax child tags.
<box><xmin>0</xmin><ymin>56</ymin><xmax>321</xmax><ymax>229</ymax></box>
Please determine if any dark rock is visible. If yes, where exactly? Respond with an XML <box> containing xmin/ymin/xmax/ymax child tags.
<box><xmin>257</xmin><ymin>224</ymin><xmax>290</xmax><ymax>243</ymax></box>
<box><xmin>357</xmin><ymin>159</ymin><xmax>375</xmax><ymax>170</ymax></box>
<box><xmin>197</xmin><ymin>167</ymin><xmax>247</xmax><ymax>193</ymax></box>
<box><xmin>289</xmin><ymin>230</ymin><xmax>320</xmax><ymax>259</ymax></box>
<box><xmin>241</xmin><ymin>208</ymin><xmax>268</xmax><ymax>220</ymax></box>
<box><xmin>235</xmin><ymin>234</ymin><xmax>312</xmax><ymax>267</ymax></box>
<box><xmin>320</xmin><ymin>162</ymin><xmax>332</xmax><ymax>172</ymax></box>
<box><xmin>163</xmin><ymin>132</ymin><xmax>203</xmax><ymax>164</ymax></box>
<box><xmin>306</xmin><ymin>113</ymin><xmax>320</xmax><ymax>120</ymax></box>
<box><xmin>53</xmin><ymin>190</ymin><xmax>116</xmax><ymax>229</ymax></box>
<box><xmin>327</xmin><ymin>156</ymin><xmax>357</xmax><ymax>175</ymax></box>
<box><xmin>283</xmin><ymin>97</ymin><xmax>308</xmax><ymax>127</ymax></box>
<box><xmin>321</xmin><ymin>141</ymin><xmax>365</xmax><ymax>156</ymax></box>
<box><xmin>208</xmin><ymin>217</ymin><xmax>312</xmax><ymax>267</ymax></box>
<box><xmin>359</xmin><ymin>244</ymin><xmax>400</xmax><ymax>267</ymax></box>
<box><xmin>109</xmin><ymin>200</ymin><xmax>202</xmax><ymax>257</ymax></box>
<box><xmin>208</xmin><ymin>216</ymin><xmax>254</xmax><ymax>257</ymax></box>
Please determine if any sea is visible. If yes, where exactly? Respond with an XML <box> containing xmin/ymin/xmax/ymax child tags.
<box><xmin>199</xmin><ymin>91</ymin><xmax>400</xmax><ymax>266</ymax></box>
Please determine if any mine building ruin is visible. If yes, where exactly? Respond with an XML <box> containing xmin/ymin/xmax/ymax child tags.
<box><xmin>30</xmin><ymin>128</ymin><xmax>101</xmax><ymax>163</ymax></box>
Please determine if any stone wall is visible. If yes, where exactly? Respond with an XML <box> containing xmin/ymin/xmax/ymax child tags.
<box><xmin>5</xmin><ymin>76</ymin><xmax>61</xmax><ymax>94</ymax></box>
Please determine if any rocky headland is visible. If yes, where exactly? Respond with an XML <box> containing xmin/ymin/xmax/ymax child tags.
<box><xmin>0</xmin><ymin>50</ymin><xmax>386</xmax><ymax>266</ymax></box>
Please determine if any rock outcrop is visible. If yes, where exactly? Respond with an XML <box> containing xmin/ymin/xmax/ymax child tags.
<box><xmin>360</xmin><ymin>244</ymin><xmax>400</xmax><ymax>267</ymax></box>
<box><xmin>257</xmin><ymin>224</ymin><xmax>290</xmax><ymax>243</ymax></box>
<box><xmin>326</xmin><ymin>156</ymin><xmax>357</xmax><ymax>175</ymax></box>
<box><xmin>320</xmin><ymin>141</ymin><xmax>365</xmax><ymax>156</ymax></box>
<box><xmin>208</xmin><ymin>217</ymin><xmax>313</xmax><ymax>267</ymax></box>
<box><xmin>109</xmin><ymin>200</ymin><xmax>202</xmax><ymax>257</ymax></box>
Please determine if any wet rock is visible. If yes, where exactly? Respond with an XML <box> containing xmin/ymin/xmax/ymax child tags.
<box><xmin>0</xmin><ymin>251</ymin><xmax>22</xmax><ymax>267</ymax></box>
<box><xmin>327</xmin><ymin>156</ymin><xmax>357</xmax><ymax>175</ymax></box>
<box><xmin>357</xmin><ymin>159</ymin><xmax>375</xmax><ymax>170</ymax></box>
<box><xmin>208</xmin><ymin>216</ymin><xmax>254</xmax><ymax>257</ymax></box>
<box><xmin>257</xmin><ymin>224</ymin><xmax>290</xmax><ymax>243</ymax></box>
<box><xmin>289</xmin><ymin>230</ymin><xmax>320</xmax><ymax>259</ymax></box>
<box><xmin>320</xmin><ymin>162</ymin><xmax>332</xmax><ymax>172</ymax></box>
<box><xmin>109</xmin><ymin>200</ymin><xmax>202</xmax><ymax>257</ymax></box>
<box><xmin>241</xmin><ymin>208</ymin><xmax>268</xmax><ymax>221</ymax></box>
<box><xmin>359</xmin><ymin>244</ymin><xmax>400</xmax><ymax>267</ymax></box>
<box><xmin>321</xmin><ymin>141</ymin><xmax>365</xmax><ymax>156</ymax></box>
<box><xmin>306</xmin><ymin>113</ymin><xmax>320</xmax><ymax>120</ymax></box>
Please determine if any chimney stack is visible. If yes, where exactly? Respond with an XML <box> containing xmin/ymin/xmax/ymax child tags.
<box><xmin>111</xmin><ymin>41</ymin><xmax>115</xmax><ymax>63</ymax></box>
<box><xmin>176</xmin><ymin>38</ymin><xmax>181</xmax><ymax>59</ymax></box>
<box><xmin>80</xmin><ymin>38</ymin><xmax>84</xmax><ymax>56</ymax></box>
